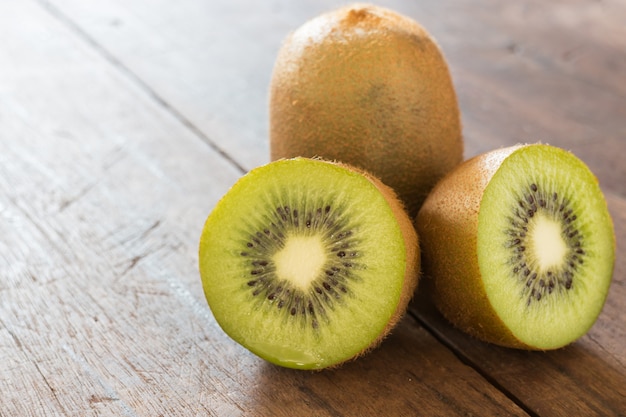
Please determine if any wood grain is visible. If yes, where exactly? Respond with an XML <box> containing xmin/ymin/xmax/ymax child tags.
<box><xmin>0</xmin><ymin>0</ymin><xmax>527</xmax><ymax>415</ymax></box>
<box><xmin>437</xmin><ymin>0</ymin><xmax>626</xmax><ymax>198</ymax></box>
<box><xmin>1</xmin><ymin>0</ymin><xmax>624</xmax><ymax>415</ymax></box>
<box><xmin>44</xmin><ymin>0</ymin><xmax>626</xmax><ymax>197</ymax></box>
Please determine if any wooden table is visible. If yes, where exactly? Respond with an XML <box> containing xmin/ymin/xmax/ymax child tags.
<box><xmin>1</xmin><ymin>0</ymin><xmax>624</xmax><ymax>415</ymax></box>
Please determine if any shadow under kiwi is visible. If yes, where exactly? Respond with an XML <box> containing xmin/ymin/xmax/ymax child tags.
<box><xmin>411</xmin><ymin>289</ymin><xmax>626</xmax><ymax>416</ymax></box>
<box><xmin>242</xmin><ymin>314</ymin><xmax>527</xmax><ymax>417</ymax></box>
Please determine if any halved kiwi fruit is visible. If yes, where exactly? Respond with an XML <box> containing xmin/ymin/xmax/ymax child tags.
<box><xmin>416</xmin><ymin>144</ymin><xmax>615</xmax><ymax>349</ymax></box>
<box><xmin>199</xmin><ymin>158</ymin><xmax>419</xmax><ymax>369</ymax></box>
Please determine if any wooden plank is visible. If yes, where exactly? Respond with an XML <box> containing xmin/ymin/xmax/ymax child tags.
<box><xmin>44</xmin><ymin>0</ymin><xmax>626</xmax><ymax>199</ymax></box>
<box><xmin>36</xmin><ymin>0</ymin><xmax>311</xmax><ymax>172</ymax></box>
<box><xmin>434</xmin><ymin>0</ymin><xmax>626</xmax><ymax>198</ymax></box>
<box><xmin>40</xmin><ymin>0</ymin><xmax>623</xmax><ymax>414</ymax></box>
<box><xmin>405</xmin><ymin>4</ymin><xmax>626</xmax><ymax>414</ymax></box>
<box><xmin>5</xmin><ymin>1</ymin><xmax>623</xmax><ymax>416</ymax></box>
<box><xmin>0</xmin><ymin>0</ymin><xmax>244</xmax><ymax>415</ymax></box>
<box><xmin>406</xmin><ymin>2</ymin><xmax>626</xmax><ymax>409</ymax></box>
<box><xmin>0</xmin><ymin>1</ymin><xmax>530</xmax><ymax>415</ymax></box>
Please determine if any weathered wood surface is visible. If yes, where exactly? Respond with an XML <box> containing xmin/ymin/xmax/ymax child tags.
<box><xmin>0</xmin><ymin>0</ymin><xmax>624</xmax><ymax>416</ymax></box>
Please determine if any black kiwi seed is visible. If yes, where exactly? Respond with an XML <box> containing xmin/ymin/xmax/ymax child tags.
<box><xmin>239</xmin><ymin>198</ymin><xmax>361</xmax><ymax>329</ymax></box>
<box><xmin>509</xmin><ymin>182</ymin><xmax>586</xmax><ymax>306</ymax></box>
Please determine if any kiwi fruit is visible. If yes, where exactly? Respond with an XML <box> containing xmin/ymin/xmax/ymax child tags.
<box><xmin>416</xmin><ymin>144</ymin><xmax>615</xmax><ymax>350</ymax></box>
<box><xmin>269</xmin><ymin>4</ymin><xmax>463</xmax><ymax>216</ymax></box>
<box><xmin>198</xmin><ymin>157</ymin><xmax>419</xmax><ymax>369</ymax></box>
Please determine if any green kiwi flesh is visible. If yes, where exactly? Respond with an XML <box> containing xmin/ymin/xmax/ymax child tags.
<box><xmin>199</xmin><ymin>158</ymin><xmax>419</xmax><ymax>369</ymax></box>
<box><xmin>417</xmin><ymin>144</ymin><xmax>615</xmax><ymax>349</ymax></box>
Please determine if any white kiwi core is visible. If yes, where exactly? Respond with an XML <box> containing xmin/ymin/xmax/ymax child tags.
<box><xmin>529</xmin><ymin>214</ymin><xmax>567</xmax><ymax>271</ymax></box>
<box><xmin>273</xmin><ymin>234</ymin><xmax>326</xmax><ymax>290</ymax></box>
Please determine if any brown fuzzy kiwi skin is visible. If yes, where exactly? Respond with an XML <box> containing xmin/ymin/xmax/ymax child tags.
<box><xmin>269</xmin><ymin>4</ymin><xmax>463</xmax><ymax>217</ymax></box>
<box><xmin>415</xmin><ymin>145</ymin><xmax>533</xmax><ymax>349</ymax></box>
<box><xmin>327</xmin><ymin>160</ymin><xmax>420</xmax><ymax>361</ymax></box>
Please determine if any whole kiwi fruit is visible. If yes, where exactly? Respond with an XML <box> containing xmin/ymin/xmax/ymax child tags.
<box><xmin>199</xmin><ymin>157</ymin><xmax>419</xmax><ymax>369</ymax></box>
<box><xmin>416</xmin><ymin>143</ymin><xmax>615</xmax><ymax>350</ymax></box>
<box><xmin>269</xmin><ymin>3</ymin><xmax>463</xmax><ymax>216</ymax></box>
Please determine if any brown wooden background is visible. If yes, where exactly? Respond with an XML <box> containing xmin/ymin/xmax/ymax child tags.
<box><xmin>1</xmin><ymin>0</ymin><xmax>624</xmax><ymax>415</ymax></box>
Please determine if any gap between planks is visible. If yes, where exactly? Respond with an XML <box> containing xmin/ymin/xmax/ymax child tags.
<box><xmin>34</xmin><ymin>0</ymin><xmax>247</xmax><ymax>175</ymax></box>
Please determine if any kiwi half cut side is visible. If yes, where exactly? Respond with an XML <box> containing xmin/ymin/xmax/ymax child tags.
<box><xmin>416</xmin><ymin>144</ymin><xmax>615</xmax><ymax>350</ymax></box>
<box><xmin>199</xmin><ymin>158</ymin><xmax>419</xmax><ymax>369</ymax></box>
